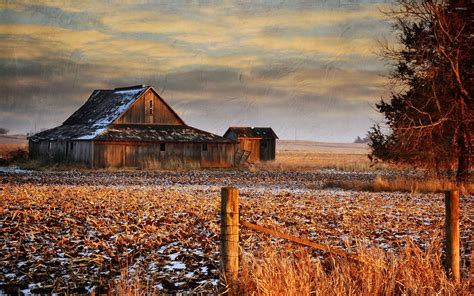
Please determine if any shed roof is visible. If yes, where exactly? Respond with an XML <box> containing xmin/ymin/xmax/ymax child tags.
<box><xmin>253</xmin><ymin>127</ymin><xmax>279</xmax><ymax>139</ymax></box>
<box><xmin>95</xmin><ymin>124</ymin><xmax>235</xmax><ymax>143</ymax></box>
<box><xmin>224</xmin><ymin>127</ymin><xmax>278</xmax><ymax>139</ymax></box>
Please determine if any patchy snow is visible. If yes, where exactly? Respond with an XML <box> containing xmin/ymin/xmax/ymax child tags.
<box><xmin>74</xmin><ymin>125</ymin><xmax>108</xmax><ymax>140</ymax></box>
<box><xmin>0</xmin><ymin>167</ymin><xmax>32</xmax><ymax>174</ymax></box>
<box><xmin>114</xmin><ymin>88</ymin><xmax>146</xmax><ymax>95</ymax></box>
<box><xmin>164</xmin><ymin>261</ymin><xmax>186</xmax><ymax>270</ymax></box>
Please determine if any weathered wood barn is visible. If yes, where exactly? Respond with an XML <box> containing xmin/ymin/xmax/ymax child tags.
<box><xmin>224</xmin><ymin>127</ymin><xmax>278</xmax><ymax>163</ymax></box>
<box><xmin>29</xmin><ymin>85</ymin><xmax>237</xmax><ymax>169</ymax></box>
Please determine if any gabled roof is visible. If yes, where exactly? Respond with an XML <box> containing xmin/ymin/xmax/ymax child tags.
<box><xmin>253</xmin><ymin>127</ymin><xmax>279</xmax><ymax>139</ymax></box>
<box><xmin>63</xmin><ymin>85</ymin><xmax>149</xmax><ymax>126</ymax></box>
<box><xmin>29</xmin><ymin>85</ymin><xmax>190</xmax><ymax>141</ymax></box>
<box><xmin>224</xmin><ymin>127</ymin><xmax>278</xmax><ymax>139</ymax></box>
<box><xmin>224</xmin><ymin>127</ymin><xmax>255</xmax><ymax>139</ymax></box>
<box><xmin>95</xmin><ymin>124</ymin><xmax>235</xmax><ymax>143</ymax></box>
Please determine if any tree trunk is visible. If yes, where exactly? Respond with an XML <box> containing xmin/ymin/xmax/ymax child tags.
<box><xmin>456</xmin><ymin>126</ymin><xmax>470</xmax><ymax>185</ymax></box>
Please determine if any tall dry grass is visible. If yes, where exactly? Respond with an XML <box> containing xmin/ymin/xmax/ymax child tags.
<box><xmin>322</xmin><ymin>175</ymin><xmax>474</xmax><ymax>194</ymax></box>
<box><xmin>237</xmin><ymin>240</ymin><xmax>471</xmax><ymax>295</ymax></box>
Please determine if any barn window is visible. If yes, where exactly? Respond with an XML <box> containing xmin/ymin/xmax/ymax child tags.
<box><xmin>160</xmin><ymin>143</ymin><xmax>166</xmax><ymax>151</ymax></box>
<box><xmin>70</xmin><ymin>142</ymin><xmax>74</xmax><ymax>151</ymax></box>
<box><xmin>202</xmin><ymin>143</ymin><xmax>208</xmax><ymax>151</ymax></box>
<box><xmin>149</xmin><ymin>99</ymin><xmax>153</xmax><ymax>115</ymax></box>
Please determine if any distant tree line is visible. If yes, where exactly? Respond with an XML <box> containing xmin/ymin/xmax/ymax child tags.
<box><xmin>354</xmin><ymin>136</ymin><xmax>369</xmax><ymax>144</ymax></box>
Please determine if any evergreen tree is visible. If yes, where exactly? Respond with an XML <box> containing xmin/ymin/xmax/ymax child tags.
<box><xmin>368</xmin><ymin>0</ymin><xmax>472</xmax><ymax>184</ymax></box>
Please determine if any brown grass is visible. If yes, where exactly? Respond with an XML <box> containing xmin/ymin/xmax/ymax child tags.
<box><xmin>237</xmin><ymin>240</ymin><xmax>471</xmax><ymax>295</ymax></box>
<box><xmin>0</xmin><ymin>143</ymin><xmax>27</xmax><ymax>157</ymax></box>
<box><xmin>260</xmin><ymin>151</ymin><xmax>380</xmax><ymax>171</ymax></box>
<box><xmin>322</xmin><ymin>175</ymin><xmax>474</xmax><ymax>194</ymax></box>
<box><xmin>0</xmin><ymin>143</ymin><xmax>28</xmax><ymax>165</ymax></box>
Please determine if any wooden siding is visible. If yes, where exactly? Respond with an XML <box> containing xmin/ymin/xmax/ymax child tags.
<box><xmin>115</xmin><ymin>89</ymin><xmax>183</xmax><ymax>125</ymax></box>
<box><xmin>93</xmin><ymin>141</ymin><xmax>236</xmax><ymax>169</ymax></box>
<box><xmin>29</xmin><ymin>140</ymin><xmax>92</xmax><ymax>165</ymax></box>
<box><xmin>259</xmin><ymin>139</ymin><xmax>276</xmax><ymax>161</ymax></box>
<box><xmin>238</xmin><ymin>138</ymin><xmax>260</xmax><ymax>162</ymax></box>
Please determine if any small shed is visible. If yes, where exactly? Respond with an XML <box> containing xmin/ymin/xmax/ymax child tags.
<box><xmin>223</xmin><ymin>127</ymin><xmax>278</xmax><ymax>163</ymax></box>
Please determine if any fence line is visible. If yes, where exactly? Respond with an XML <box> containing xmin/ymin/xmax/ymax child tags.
<box><xmin>220</xmin><ymin>187</ymin><xmax>463</xmax><ymax>285</ymax></box>
<box><xmin>239</xmin><ymin>220</ymin><xmax>359</xmax><ymax>261</ymax></box>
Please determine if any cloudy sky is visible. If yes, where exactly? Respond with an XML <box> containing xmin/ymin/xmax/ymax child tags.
<box><xmin>1</xmin><ymin>0</ymin><xmax>395</xmax><ymax>142</ymax></box>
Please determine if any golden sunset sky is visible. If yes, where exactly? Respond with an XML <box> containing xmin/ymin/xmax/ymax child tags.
<box><xmin>1</xmin><ymin>0</ymin><xmax>395</xmax><ymax>142</ymax></box>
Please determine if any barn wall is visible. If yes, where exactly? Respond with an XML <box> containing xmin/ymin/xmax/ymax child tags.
<box><xmin>115</xmin><ymin>89</ymin><xmax>183</xmax><ymax>125</ymax></box>
<box><xmin>68</xmin><ymin>141</ymin><xmax>92</xmax><ymax>165</ymax></box>
<box><xmin>259</xmin><ymin>139</ymin><xmax>276</xmax><ymax>161</ymax></box>
<box><xmin>93</xmin><ymin>141</ymin><xmax>236</xmax><ymax>169</ymax></box>
<box><xmin>28</xmin><ymin>140</ymin><xmax>92</xmax><ymax>165</ymax></box>
<box><xmin>238</xmin><ymin>138</ymin><xmax>260</xmax><ymax>162</ymax></box>
<box><xmin>28</xmin><ymin>140</ymin><xmax>40</xmax><ymax>160</ymax></box>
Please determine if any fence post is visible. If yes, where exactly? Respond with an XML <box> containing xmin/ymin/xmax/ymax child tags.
<box><xmin>221</xmin><ymin>187</ymin><xmax>239</xmax><ymax>285</ymax></box>
<box><xmin>445</xmin><ymin>190</ymin><xmax>460</xmax><ymax>284</ymax></box>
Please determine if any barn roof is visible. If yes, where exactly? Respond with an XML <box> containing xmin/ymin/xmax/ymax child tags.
<box><xmin>95</xmin><ymin>124</ymin><xmax>235</xmax><ymax>143</ymax></box>
<box><xmin>28</xmin><ymin>124</ymin><xmax>108</xmax><ymax>141</ymax></box>
<box><xmin>63</xmin><ymin>85</ymin><xmax>149</xmax><ymax>126</ymax></box>
<box><xmin>224</xmin><ymin>127</ymin><xmax>278</xmax><ymax>139</ymax></box>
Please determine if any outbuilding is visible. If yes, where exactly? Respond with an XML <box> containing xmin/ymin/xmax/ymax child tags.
<box><xmin>223</xmin><ymin>127</ymin><xmax>278</xmax><ymax>163</ymax></box>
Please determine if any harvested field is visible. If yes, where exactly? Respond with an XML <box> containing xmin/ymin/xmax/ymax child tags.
<box><xmin>0</xmin><ymin>169</ymin><xmax>473</xmax><ymax>294</ymax></box>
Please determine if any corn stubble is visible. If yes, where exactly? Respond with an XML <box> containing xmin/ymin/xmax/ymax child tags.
<box><xmin>0</xmin><ymin>177</ymin><xmax>472</xmax><ymax>294</ymax></box>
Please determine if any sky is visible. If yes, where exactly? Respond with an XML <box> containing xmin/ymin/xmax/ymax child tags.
<box><xmin>0</xmin><ymin>0</ymin><xmax>395</xmax><ymax>142</ymax></box>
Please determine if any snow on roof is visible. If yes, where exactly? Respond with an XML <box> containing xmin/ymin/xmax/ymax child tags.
<box><xmin>29</xmin><ymin>86</ymin><xmax>149</xmax><ymax>141</ymax></box>
<box><xmin>63</xmin><ymin>85</ymin><xmax>148</xmax><ymax>126</ymax></box>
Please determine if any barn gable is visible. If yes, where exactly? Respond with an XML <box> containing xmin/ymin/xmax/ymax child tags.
<box><xmin>114</xmin><ymin>87</ymin><xmax>185</xmax><ymax>125</ymax></box>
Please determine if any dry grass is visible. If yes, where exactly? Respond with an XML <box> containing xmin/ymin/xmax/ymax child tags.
<box><xmin>322</xmin><ymin>175</ymin><xmax>474</xmax><ymax>194</ymax></box>
<box><xmin>0</xmin><ymin>143</ymin><xmax>27</xmax><ymax>157</ymax></box>
<box><xmin>237</xmin><ymin>240</ymin><xmax>471</xmax><ymax>295</ymax></box>
<box><xmin>260</xmin><ymin>151</ymin><xmax>379</xmax><ymax>172</ymax></box>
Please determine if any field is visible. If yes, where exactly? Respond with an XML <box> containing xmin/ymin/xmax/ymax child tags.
<box><xmin>0</xmin><ymin>140</ymin><xmax>473</xmax><ymax>294</ymax></box>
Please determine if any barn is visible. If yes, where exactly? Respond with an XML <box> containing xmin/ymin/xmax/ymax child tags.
<box><xmin>28</xmin><ymin>85</ymin><xmax>237</xmax><ymax>169</ymax></box>
<box><xmin>223</xmin><ymin>127</ymin><xmax>278</xmax><ymax>163</ymax></box>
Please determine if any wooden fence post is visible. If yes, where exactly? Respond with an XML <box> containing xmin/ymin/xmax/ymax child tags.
<box><xmin>221</xmin><ymin>187</ymin><xmax>239</xmax><ymax>284</ymax></box>
<box><xmin>445</xmin><ymin>190</ymin><xmax>460</xmax><ymax>284</ymax></box>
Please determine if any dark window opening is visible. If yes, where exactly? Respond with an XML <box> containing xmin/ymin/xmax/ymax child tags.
<box><xmin>149</xmin><ymin>100</ymin><xmax>153</xmax><ymax>115</ymax></box>
<box><xmin>70</xmin><ymin>142</ymin><xmax>74</xmax><ymax>151</ymax></box>
<box><xmin>160</xmin><ymin>143</ymin><xmax>166</xmax><ymax>151</ymax></box>
<box><xmin>202</xmin><ymin>143</ymin><xmax>208</xmax><ymax>151</ymax></box>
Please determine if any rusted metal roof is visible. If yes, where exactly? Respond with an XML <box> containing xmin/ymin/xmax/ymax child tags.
<box><xmin>224</xmin><ymin>127</ymin><xmax>278</xmax><ymax>139</ymax></box>
<box><xmin>95</xmin><ymin>124</ymin><xmax>235</xmax><ymax>143</ymax></box>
